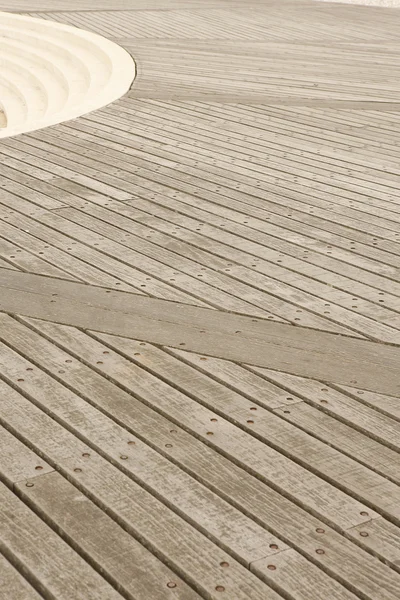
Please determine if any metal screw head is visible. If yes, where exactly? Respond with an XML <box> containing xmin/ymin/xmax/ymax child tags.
<box><xmin>215</xmin><ymin>586</ymin><xmax>225</xmax><ymax>592</ymax></box>
<box><xmin>120</xmin><ymin>455</ymin><xmax>128</xmax><ymax>460</ymax></box>
<box><xmin>316</xmin><ymin>549</ymin><xmax>325</xmax><ymax>555</ymax></box>
<box><xmin>127</xmin><ymin>441</ymin><xmax>136</xmax><ymax>445</ymax></box>
<box><xmin>206</xmin><ymin>432</ymin><xmax>214</xmax><ymax>436</ymax></box>
<box><xmin>360</xmin><ymin>531</ymin><xmax>369</xmax><ymax>537</ymax></box>
<box><xmin>26</xmin><ymin>482</ymin><xmax>34</xmax><ymax>488</ymax></box>
<box><xmin>35</xmin><ymin>466</ymin><xmax>43</xmax><ymax>471</ymax></box>
<box><xmin>360</xmin><ymin>511</ymin><xmax>369</xmax><ymax>517</ymax></box>
<box><xmin>269</xmin><ymin>544</ymin><xmax>279</xmax><ymax>550</ymax></box>
<box><xmin>167</xmin><ymin>582</ymin><xmax>177</xmax><ymax>589</ymax></box>
<box><xmin>220</xmin><ymin>562</ymin><xmax>229</xmax><ymax>568</ymax></box>
<box><xmin>74</xmin><ymin>468</ymin><xmax>82</xmax><ymax>473</ymax></box>
<box><xmin>316</xmin><ymin>528</ymin><xmax>325</xmax><ymax>534</ymax></box>
<box><xmin>267</xmin><ymin>565</ymin><xmax>276</xmax><ymax>571</ymax></box>
<box><xmin>165</xmin><ymin>444</ymin><xmax>173</xmax><ymax>448</ymax></box>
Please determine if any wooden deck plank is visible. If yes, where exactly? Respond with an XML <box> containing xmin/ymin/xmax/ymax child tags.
<box><xmin>0</xmin><ymin>554</ymin><xmax>43</xmax><ymax>600</ymax></box>
<box><xmin>2</xmin><ymin>1</ymin><xmax>400</xmax><ymax>598</ymax></box>
<box><xmin>6</xmin><ymin>314</ymin><xmax>400</xmax><ymax>573</ymax></box>
<box><xmin>250</xmin><ymin>368</ymin><xmax>400</xmax><ymax>453</ymax></box>
<box><xmin>0</xmin><ymin>482</ymin><xmax>122</xmax><ymax>600</ymax></box>
<box><xmin>0</xmin><ymin>330</ymin><xmax>289</xmax><ymax>569</ymax></box>
<box><xmin>0</xmin><ymin>427</ymin><xmax>200</xmax><ymax>599</ymax></box>
<box><xmin>0</xmin><ymin>271</ymin><xmax>400</xmax><ymax>395</ymax></box>
<box><xmin>155</xmin><ymin>351</ymin><xmax>400</xmax><ymax>484</ymax></box>
<box><xmin>0</xmin><ymin>382</ymin><xmax>285</xmax><ymax>600</ymax></box>
<box><xmin>0</xmin><ymin>322</ymin><xmax>394</xmax><ymax>600</ymax></box>
<box><xmin>16</xmin><ymin>471</ymin><xmax>202</xmax><ymax>600</ymax></box>
<box><xmin>0</xmin><ymin>314</ymin><xmax>378</xmax><ymax>532</ymax></box>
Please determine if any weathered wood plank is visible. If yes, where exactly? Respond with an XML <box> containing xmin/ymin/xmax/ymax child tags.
<box><xmin>0</xmin><ymin>330</ymin><xmax>288</xmax><ymax>568</ymax></box>
<box><xmin>0</xmin><ymin>482</ymin><xmax>122</xmax><ymax>600</ymax></box>
<box><xmin>250</xmin><ymin>368</ymin><xmax>400</xmax><ymax>453</ymax></box>
<box><xmin>2</xmin><ymin>312</ymin><xmax>399</xmax><ymax>598</ymax></box>
<box><xmin>0</xmin><ymin>428</ymin><xmax>201</xmax><ymax>600</ymax></box>
<box><xmin>0</xmin><ymin>425</ymin><xmax>53</xmax><ymax>486</ymax></box>
<box><xmin>0</xmin><ymin>554</ymin><xmax>43</xmax><ymax>600</ymax></box>
<box><xmin>0</xmin><ymin>315</ymin><xmax>376</xmax><ymax>533</ymax></box>
<box><xmin>0</xmin><ymin>380</ymin><xmax>284</xmax><ymax>600</ymax></box>
<box><xmin>3</xmin><ymin>2</ymin><xmax>400</xmax><ymax>599</ymax></box>
<box><xmin>0</xmin><ymin>271</ymin><xmax>399</xmax><ymax>395</ymax></box>
<box><xmin>16</xmin><ymin>471</ymin><xmax>202</xmax><ymax>600</ymax></box>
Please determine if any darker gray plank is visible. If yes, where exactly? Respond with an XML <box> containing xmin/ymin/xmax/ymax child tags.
<box><xmin>0</xmin><ymin>269</ymin><xmax>399</xmax><ymax>395</ymax></box>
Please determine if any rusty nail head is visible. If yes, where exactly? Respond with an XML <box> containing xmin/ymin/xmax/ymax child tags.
<box><xmin>210</xmin><ymin>418</ymin><xmax>218</xmax><ymax>422</ymax></box>
<box><xmin>220</xmin><ymin>562</ymin><xmax>229</xmax><ymax>568</ymax></box>
<box><xmin>267</xmin><ymin>565</ymin><xmax>276</xmax><ymax>571</ymax></box>
<box><xmin>250</xmin><ymin>407</ymin><xmax>257</xmax><ymax>411</ymax></box>
<box><xmin>360</xmin><ymin>511</ymin><xmax>369</xmax><ymax>517</ymax></box>
<box><xmin>35</xmin><ymin>466</ymin><xmax>43</xmax><ymax>471</ymax></box>
<box><xmin>26</xmin><ymin>482</ymin><xmax>34</xmax><ymax>488</ymax></box>
<box><xmin>215</xmin><ymin>586</ymin><xmax>225</xmax><ymax>592</ymax></box>
<box><xmin>269</xmin><ymin>544</ymin><xmax>278</xmax><ymax>550</ymax></box>
<box><xmin>167</xmin><ymin>582</ymin><xmax>177</xmax><ymax>589</ymax></box>
<box><xmin>82</xmin><ymin>453</ymin><xmax>90</xmax><ymax>458</ymax></box>
<box><xmin>247</xmin><ymin>420</ymin><xmax>254</xmax><ymax>424</ymax></box>
<box><xmin>206</xmin><ymin>432</ymin><xmax>214</xmax><ymax>436</ymax></box>
<box><xmin>316</xmin><ymin>528</ymin><xmax>325</xmax><ymax>534</ymax></box>
<box><xmin>127</xmin><ymin>441</ymin><xmax>136</xmax><ymax>445</ymax></box>
<box><xmin>316</xmin><ymin>549</ymin><xmax>325</xmax><ymax>555</ymax></box>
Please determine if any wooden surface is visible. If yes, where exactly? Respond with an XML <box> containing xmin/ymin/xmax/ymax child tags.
<box><xmin>1</xmin><ymin>1</ymin><xmax>400</xmax><ymax>599</ymax></box>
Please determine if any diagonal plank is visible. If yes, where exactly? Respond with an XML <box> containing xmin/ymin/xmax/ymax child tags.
<box><xmin>0</xmin><ymin>269</ymin><xmax>399</xmax><ymax>396</ymax></box>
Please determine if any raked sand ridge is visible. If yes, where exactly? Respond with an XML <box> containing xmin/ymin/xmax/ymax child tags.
<box><xmin>0</xmin><ymin>11</ymin><xmax>135</xmax><ymax>138</ymax></box>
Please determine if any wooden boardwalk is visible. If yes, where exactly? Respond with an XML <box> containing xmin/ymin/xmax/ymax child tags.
<box><xmin>1</xmin><ymin>1</ymin><xmax>400</xmax><ymax>598</ymax></box>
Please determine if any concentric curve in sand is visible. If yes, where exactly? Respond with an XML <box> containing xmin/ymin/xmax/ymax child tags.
<box><xmin>0</xmin><ymin>11</ymin><xmax>136</xmax><ymax>138</ymax></box>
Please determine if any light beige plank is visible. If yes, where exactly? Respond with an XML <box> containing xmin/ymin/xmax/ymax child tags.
<box><xmin>0</xmin><ymin>380</ymin><xmax>283</xmax><ymax>600</ymax></box>
<box><xmin>0</xmin><ymin>482</ymin><xmax>122</xmax><ymax>600</ymax></box>
<box><xmin>0</xmin><ymin>271</ymin><xmax>400</xmax><ymax>395</ymax></box>
<box><xmin>0</xmin><ymin>554</ymin><xmax>43</xmax><ymax>600</ymax></box>
<box><xmin>17</xmin><ymin>471</ymin><xmax>202</xmax><ymax>600</ymax></box>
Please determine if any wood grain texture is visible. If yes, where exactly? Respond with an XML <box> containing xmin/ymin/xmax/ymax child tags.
<box><xmin>0</xmin><ymin>554</ymin><xmax>43</xmax><ymax>600</ymax></box>
<box><xmin>0</xmin><ymin>270</ymin><xmax>399</xmax><ymax>395</ymax></box>
<box><xmin>0</xmin><ymin>481</ymin><xmax>122</xmax><ymax>600</ymax></box>
<box><xmin>2</xmin><ymin>0</ymin><xmax>400</xmax><ymax>598</ymax></box>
